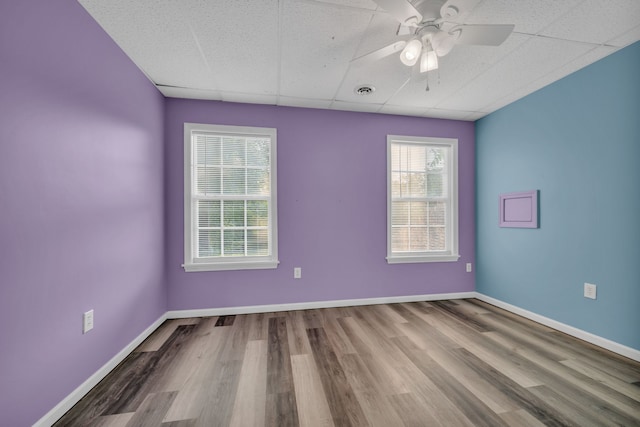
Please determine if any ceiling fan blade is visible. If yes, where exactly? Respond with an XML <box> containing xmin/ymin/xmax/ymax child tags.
<box><xmin>454</xmin><ymin>24</ymin><xmax>515</xmax><ymax>46</ymax></box>
<box><xmin>351</xmin><ymin>41</ymin><xmax>407</xmax><ymax>67</ymax></box>
<box><xmin>372</xmin><ymin>0</ymin><xmax>423</xmax><ymax>25</ymax></box>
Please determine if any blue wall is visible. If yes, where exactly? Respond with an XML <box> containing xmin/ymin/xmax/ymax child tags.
<box><xmin>476</xmin><ymin>41</ymin><xmax>640</xmax><ymax>351</ymax></box>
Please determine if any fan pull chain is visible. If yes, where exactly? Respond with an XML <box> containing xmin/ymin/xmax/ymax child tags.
<box><xmin>425</xmin><ymin>72</ymin><xmax>430</xmax><ymax>92</ymax></box>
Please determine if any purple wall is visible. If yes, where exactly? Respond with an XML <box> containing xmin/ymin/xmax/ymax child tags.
<box><xmin>0</xmin><ymin>1</ymin><xmax>166</xmax><ymax>425</ymax></box>
<box><xmin>165</xmin><ymin>100</ymin><xmax>475</xmax><ymax>310</ymax></box>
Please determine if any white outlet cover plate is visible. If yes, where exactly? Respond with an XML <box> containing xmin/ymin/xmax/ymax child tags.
<box><xmin>584</xmin><ymin>283</ymin><xmax>597</xmax><ymax>300</ymax></box>
<box><xmin>83</xmin><ymin>310</ymin><xmax>94</xmax><ymax>333</ymax></box>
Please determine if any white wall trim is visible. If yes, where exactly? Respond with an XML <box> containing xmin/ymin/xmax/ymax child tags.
<box><xmin>33</xmin><ymin>314</ymin><xmax>168</xmax><ymax>427</ymax></box>
<box><xmin>474</xmin><ymin>292</ymin><xmax>640</xmax><ymax>363</ymax></box>
<box><xmin>166</xmin><ymin>292</ymin><xmax>477</xmax><ymax>319</ymax></box>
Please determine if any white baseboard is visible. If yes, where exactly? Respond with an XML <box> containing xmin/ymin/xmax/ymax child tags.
<box><xmin>33</xmin><ymin>314</ymin><xmax>168</xmax><ymax>427</ymax></box>
<box><xmin>166</xmin><ymin>292</ymin><xmax>477</xmax><ymax>319</ymax></box>
<box><xmin>474</xmin><ymin>293</ymin><xmax>640</xmax><ymax>363</ymax></box>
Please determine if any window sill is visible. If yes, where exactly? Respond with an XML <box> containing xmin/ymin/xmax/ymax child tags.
<box><xmin>386</xmin><ymin>254</ymin><xmax>460</xmax><ymax>264</ymax></box>
<box><xmin>182</xmin><ymin>259</ymin><xmax>279</xmax><ymax>272</ymax></box>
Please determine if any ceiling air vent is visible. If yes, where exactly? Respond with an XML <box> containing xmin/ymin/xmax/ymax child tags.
<box><xmin>354</xmin><ymin>84</ymin><xmax>376</xmax><ymax>95</ymax></box>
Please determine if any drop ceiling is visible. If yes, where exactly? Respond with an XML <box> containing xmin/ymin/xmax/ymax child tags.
<box><xmin>78</xmin><ymin>0</ymin><xmax>640</xmax><ymax>121</ymax></box>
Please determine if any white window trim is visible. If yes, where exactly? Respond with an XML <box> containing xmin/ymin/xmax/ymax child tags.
<box><xmin>183</xmin><ymin>123</ymin><xmax>279</xmax><ymax>272</ymax></box>
<box><xmin>386</xmin><ymin>135</ymin><xmax>460</xmax><ymax>264</ymax></box>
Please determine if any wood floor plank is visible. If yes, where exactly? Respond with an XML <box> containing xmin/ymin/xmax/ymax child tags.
<box><xmin>560</xmin><ymin>359</ymin><xmax>640</xmax><ymax>394</ymax></box>
<box><xmin>161</xmin><ymin>420</ymin><xmax>196</xmax><ymax>427</ymax></box>
<box><xmin>322</xmin><ymin>317</ymin><xmax>357</xmax><ymax>356</ymax></box>
<box><xmin>65</xmin><ymin>324</ymin><xmax>195</xmax><ymax>421</ymax></box>
<box><xmin>52</xmin><ymin>352</ymin><xmax>154</xmax><ymax>426</ymax></box>
<box><xmin>473</xmin><ymin>300</ymin><xmax>640</xmax><ymax>379</ymax></box>
<box><xmin>291</xmin><ymin>354</ymin><xmax>335</xmax><ymax>427</ymax></box>
<box><xmin>246</xmin><ymin>312</ymin><xmax>270</xmax><ymax>341</ymax></box>
<box><xmin>426</xmin><ymin>346</ymin><xmax>522</xmax><ymax>415</ymax></box>
<box><xmin>528</xmin><ymin>384</ymin><xmax>636</xmax><ymax>427</ymax></box>
<box><xmin>266</xmin><ymin>317</ymin><xmax>299</xmax><ymax>427</ymax></box>
<box><xmin>124</xmin><ymin>391</ymin><xmax>177</xmax><ymax>427</ymax></box>
<box><xmin>450</xmin><ymin>347</ymin><xmax>577</xmax><ymax>426</ymax></box>
<box><xmin>337</xmin><ymin>316</ymin><xmax>410</xmax><ymax>394</ymax></box>
<box><xmin>430</xmin><ymin>300</ymin><xmax>492</xmax><ymax>333</ymax></box>
<box><xmin>394</xmin><ymin>364</ymin><xmax>477</xmax><ymax>427</ymax></box>
<box><xmin>90</xmin><ymin>413</ymin><xmax>135</xmax><ymax>427</ymax></box>
<box><xmin>157</xmin><ymin>318</ymin><xmax>219</xmax><ymax>392</ymax></box>
<box><xmin>219</xmin><ymin>314</ymin><xmax>250</xmax><ymax>361</ymax></box>
<box><xmin>479</xmin><ymin>312</ymin><xmax>572</xmax><ymax>362</ymax></box>
<box><xmin>306</xmin><ymin>327</ymin><xmax>368</xmax><ymax>427</ymax></box>
<box><xmin>229</xmin><ymin>339</ymin><xmax>268</xmax><ymax>427</ymax></box>
<box><xmin>392</xmin><ymin>336</ymin><xmax>511</xmax><ymax>427</ymax></box>
<box><xmin>286</xmin><ymin>310</ymin><xmax>313</xmax><ymax>356</ymax></box>
<box><xmin>114</xmin><ymin>325</ymin><xmax>197</xmax><ymax>414</ymax></box>
<box><xmin>485</xmin><ymin>330</ymin><xmax>640</xmax><ymax>420</ymax></box>
<box><xmin>420</xmin><ymin>308</ymin><xmax>545</xmax><ymax>388</ymax></box>
<box><xmin>137</xmin><ymin>318</ymin><xmax>202</xmax><ymax>352</ymax></box>
<box><xmin>162</xmin><ymin>326</ymin><xmax>231</xmax><ymax>422</ymax></box>
<box><xmin>215</xmin><ymin>315</ymin><xmax>236</xmax><ymax>327</ymax></box>
<box><xmin>352</xmin><ymin>304</ymin><xmax>404</xmax><ymax>338</ymax></box>
<box><xmin>194</xmin><ymin>360</ymin><xmax>243</xmax><ymax>427</ymax></box>
<box><xmin>499</xmin><ymin>409</ymin><xmax>547</xmax><ymax>427</ymax></box>
<box><xmin>339</xmin><ymin>353</ymin><xmax>405</xmax><ymax>427</ymax></box>
<box><xmin>387</xmin><ymin>392</ymin><xmax>441</xmax><ymax>427</ymax></box>
<box><xmin>54</xmin><ymin>299</ymin><xmax>640</xmax><ymax>427</ymax></box>
<box><xmin>376</xmin><ymin>302</ymin><xmax>410</xmax><ymax>323</ymax></box>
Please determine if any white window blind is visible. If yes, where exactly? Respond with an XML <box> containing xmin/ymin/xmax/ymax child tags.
<box><xmin>183</xmin><ymin>123</ymin><xmax>278</xmax><ymax>272</ymax></box>
<box><xmin>387</xmin><ymin>135</ymin><xmax>459</xmax><ymax>263</ymax></box>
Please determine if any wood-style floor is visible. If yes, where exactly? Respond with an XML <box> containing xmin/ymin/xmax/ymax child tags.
<box><xmin>55</xmin><ymin>299</ymin><xmax>640</xmax><ymax>426</ymax></box>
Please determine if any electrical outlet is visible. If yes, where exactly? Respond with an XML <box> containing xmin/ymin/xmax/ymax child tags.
<box><xmin>466</xmin><ymin>263</ymin><xmax>472</xmax><ymax>273</ymax></box>
<box><xmin>294</xmin><ymin>267</ymin><xmax>302</xmax><ymax>279</ymax></box>
<box><xmin>83</xmin><ymin>309</ymin><xmax>94</xmax><ymax>333</ymax></box>
<box><xmin>584</xmin><ymin>283</ymin><xmax>597</xmax><ymax>300</ymax></box>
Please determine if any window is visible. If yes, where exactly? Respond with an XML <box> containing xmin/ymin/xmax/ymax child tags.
<box><xmin>183</xmin><ymin>123</ymin><xmax>278</xmax><ymax>272</ymax></box>
<box><xmin>387</xmin><ymin>135</ymin><xmax>459</xmax><ymax>263</ymax></box>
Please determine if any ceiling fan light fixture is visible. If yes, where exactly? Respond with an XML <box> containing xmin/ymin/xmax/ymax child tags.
<box><xmin>432</xmin><ymin>30</ymin><xmax>458</xmax><ymax>56</ymax></box>
<box><xmin>399</xmin><ymin>39</ymin><xmax>422</xmax><ymax>66</ymax></box>
<box><xmin>420</xmin><ymin>50</ymin><xmax>438</xmax><ymax>72</ymax></box>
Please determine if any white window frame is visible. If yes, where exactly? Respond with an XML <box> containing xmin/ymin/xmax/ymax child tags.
<box><xmin>386</xmin><ymin>135</ymin><xmax>460</xmax><ymax>264</ymax></box>
<box><xmin>183</xmin><ymin>123</ymin><xmax>279</xmax><ymax>272</ymax></box>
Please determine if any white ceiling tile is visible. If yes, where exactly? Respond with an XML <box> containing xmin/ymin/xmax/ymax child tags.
<box><xmin>540</xmin><ymin>0</ymin><xmax>640</xmax><ymax>45</ymax></box>
<box><xmin>78</xmin><ymin>0</ymin><xmax>636</xmax><ymax>119</ymax></box>
<box><xmin>335</xmin><ymin>54</ymin><xmax>412</xmax><ymax>104</ymax></box>
<box><xmin>481</xmin><ymin>45</ymin><xmax>618</xmax><ymax>113</ymax></box>
<box><xmin>464</xmin><ymin>0</ymin><xmax>583</xmax><ymax>34</ymax></box>
<box><xmin>183</xmin><ymin>0</ymin><xmax>279</xmax><ymax>94</ymax></box>
<box><xmin>331</xmin><ymin>101</ymin><xmax>383</xmax><ymax>113</ymax></box>
<box><xmin>378</xmin><ymin>105</ymin><xmax>428</xmax><ymax>116</ymax></box>
<box><xmin>158</xmin><ymin>86</ymin><xmax>222</xmax><ymax>101</ymax></box>
<box><xmin>79</xmin><ymin>0</ymin><xmax>216</xmax><ymax>89</ymax></box>
<box><xmin>386</xmin><ymin>32</ymin><xmax>529</xmax><ymax>108</ymax></box>
<box><xmin>463</xmin><ymin>111</ymin><xmax>488</xmax><ymax>121</ymax></box>
<box><xmin>221</xmin><ymin>93</ymin><xmax>278</xmax><ymax>105</ymax></box>
<box><xmin>278</xmin><ymin>96</ymin><xmax>334</xmax><ymax>109</ymax></box>
<box><xmin>280</xmin><ymin>0</ymin><xmax>373</xmax><ymax>99</ymax></box>
<box><xmin>308</xmin><ymin>0</ymin><xmax>379</xmax><ymax>11</ymax></box>
<box><xmin>422</xmin><ymin>108</ymin><xmax>477</xmax><ymax>120</ymax></box>
<box><xmin>436</xmin><ymin>36</ymin><xmax>594</xmax><ymax>111</ymax></box>
<box><xmin>353</xmin><ymin>11</ymin><xmax>406</xmax><ymax>58</ymax></box>
<box><xmin>606</xmin><ymin>24</ymin><xmax>640</xmax><ymax>47</ymax></box>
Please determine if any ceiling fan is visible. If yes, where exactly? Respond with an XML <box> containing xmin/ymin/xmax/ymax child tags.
<box><xmin>354</xmin><ymin>0</ymin><xmax>514</xmax><ymax>77</ymax></box>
